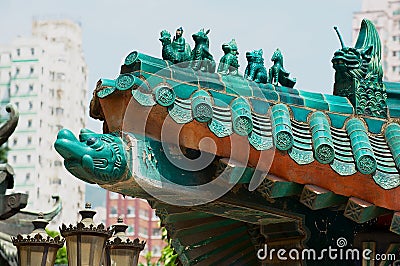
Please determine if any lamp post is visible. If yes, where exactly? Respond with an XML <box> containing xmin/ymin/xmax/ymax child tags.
<box><xmin>105</xmin><ymin>217</ymin><xmax>145</xmax><ymax>266</ymax></box>
<box><xmin>60</xmin><ymin>203</ymin><xmax>112</xmax><ymax>266</ymax></box>
<box><xmin>12</xmin><ymin>213</ymin><xmax>64</xmax><ymax>266</ymax></box>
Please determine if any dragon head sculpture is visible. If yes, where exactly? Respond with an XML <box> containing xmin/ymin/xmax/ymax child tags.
<box><xmin>54</xmin><ymin>128</ymin><xmax>128</xmax><ymax>184</ymax></box>
<box><xmin>332</xmin><ymin>19</ymin><xmax>387</xmax><ymax>118</ymax></box>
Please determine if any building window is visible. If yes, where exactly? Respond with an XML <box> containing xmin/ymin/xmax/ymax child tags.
<box><xmin>30</xmin><ymin>67</ymin><xmax>34</xmax><ymax>75</ymax></box>
<box><xmin>29</xmin><ymin>84</ymin><xmax>33</xmax><ymax>92</ymax></box>
<box><xmin>15</xmin><ymin>67</ymin><xmax>19</xmax><ymax>75</ymax></box>
<box><xmin>31</xmin><ymin>48</ymin><xmax>35</xmax><ymax>55</ymax></box>
<box><xmin>25</xmin><ymin>173</ymin><xmax>30</xmax><ymax>181</ymax></box>
<box><xmin>126</xmin><ymin>226</ymin><xmax>134</xmax><ymax>236</ymax></box>
<box><xmin>27</xmin><ymin>119</ymin><xmax>32</xmax><ymax>127</ymax></box>
<box><xmin>57</xmin><ymin>72</ymin><xmax>65</xmax><ymax>80</ymax></box>
<box><xmin>13</xmin><ymin>138</ymin><xmax>17</xmax><ymax>146</ymax></box>
<box><xmin>51</xmin><ymin>178</ymin><xmax>61</xmax><ymax>185</ymax></box>
<box><xmin>29</xmin><ymin>101</ymin><xmax>33</xmax><ymax>110</ymax></box>
<box><xmin>12</xmin><ymin>156</ymin><xmax>16</xmax><ymax>163</ymax></box>
<box><xmin>54</xmin><ymin>160</ymin><xmax>62</xmax><ymax>166</ymax></box>
<box><xmin>27</xmin><ymin>155</ymin><xmax>31</xmax><ymax>163</ymax></box>
<box><xmin>109</xmin><ymin>192</ymin><xmax>119</xmax><ymax>200</ymax></box>
<box><xmin>110</xmin><ymin>206</ymin><xmax>118</xmax><ymax>217</ymax></box>
<box><xmin>152</xmin><ymin>246</ymin><xmax>161</xmax><ymax>256</ymax></box>
<box><xmin>15</xmin><ymin>85</ymin><xmax>19</xmax><ymax>93</ymax></box>
<box><xmin>14</xmin><ymin>102</ymin><xmax>19</xmax><ymax>108</ymax></box>
<box><xmin>152</xmin><ymin>228</ymin><xmax>161</xmax><ymax>237</ymax></box>
<box><xmin>56</xmin><ymin>107</ymin><xmax>64</xmax><ymax>115</ymax></box>
<box><xmin>27</xmin><ymin>136</ymin><xmax>32</xmax><ymax>145</ymax></box>
<box><xmin>139</xmin><ymin>209</ymin><xmax>149</xmax><ymax>218</ymax></box>
<box><xmin>139</xmin><ymin>227</ymin><xmax>148</xmax><ymax>237</ymax></box>
<box><xmin>394</xmin><ymin>51</ymin><xmax>397</xmax><ymax>57</ymax></box>
<box><xmin>16</xmin><ymin>49</ymin><xmax>20</xmax><ymax>56</ymax></box>
<box><xmin>126</xmin><ymin>206</ymin><xmax>135</xmax><ymax>217</ymax></box>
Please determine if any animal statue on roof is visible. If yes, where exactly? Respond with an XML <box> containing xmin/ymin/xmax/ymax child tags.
<box><xmin>189</xmin><ymin>29</ymin><xmax>216</xmax><ymax>73</ymax></box>
<box><xmin>217</xmin><ymin>39</ymin><xmax>240</xmax><ymax>76</ymax></box>
<box><xmin>332</xmin><ymin>19</ymin><xmax>387</xmax><ymax>118</ymax></box>
<box><xmin>244</xmin><ymin>49</ymin><xmax>268</xmax><ymax>84</ymax></box>
<box><xmin>159</xmin><ymin>28</ymin><xmax>191</xmax><ymax>65</ymax></box>
<box><xmin>268</xmin><ymin>48</ymin><xmax>296</xmax><ymax>88</ymax></box>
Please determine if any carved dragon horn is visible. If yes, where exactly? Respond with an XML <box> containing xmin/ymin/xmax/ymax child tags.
<box><xmin>0</xmin><ymin>103</ymin><xmax>19</xmax><ymax>147</ymax></box>
<box><xmin>333</xmin><ymin>26</ymin><xmax>346</xmax><ymax>49</ymax></box>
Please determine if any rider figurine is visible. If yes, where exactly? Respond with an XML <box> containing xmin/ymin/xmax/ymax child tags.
<box><xmin>171</xmin><ymin>27</ymin><xmax>191</xmax><ymax>63</ymax></box>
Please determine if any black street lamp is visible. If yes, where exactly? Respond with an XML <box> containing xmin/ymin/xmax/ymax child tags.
<box><xmin>12</xmin><ymin>213</ymin><xmax>64</xmax><ymax>266</ymax></box>
<box><xmin>60</xmin><ymin>203</ymin><xmax>112</xmax><ymax>266</ymax></box>
<box><xmin>105</xmin><ymin>217</ymin><xmax>145</xmax><ymax>266</ymax></box>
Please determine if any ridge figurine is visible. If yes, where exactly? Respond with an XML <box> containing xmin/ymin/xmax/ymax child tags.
<box><xmin>268</xmin><ymin>48</ymin><xmax>296</xmax><ymax>88</ymax></box>
<box><xmin>244</xmin><ymin>49</ymin><xmax>268</xmax><ymax>84</ymax></box>
<box><xmin>189</xmin><ymin>29</ymin><xmax>216</xmax><ymax>73</ymax></box>
<box><xmin>217</xmin><ymin>39</ymin><xmax>240</xmax><ymax>76</ymax></box>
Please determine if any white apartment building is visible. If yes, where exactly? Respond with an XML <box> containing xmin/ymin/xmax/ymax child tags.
<box><xmin>0</xmin><ymin>20</ymin><xmax>88</xmax><ymax>227</ymax></box>
<box><xmin>353</xmin><ymin>0</ymin><xmax>400</xmax><ymax>82</ymax></box>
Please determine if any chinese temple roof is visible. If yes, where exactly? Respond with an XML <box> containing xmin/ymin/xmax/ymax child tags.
<box><xmin>94</xmin><ymin>51</ymin><xmax>400</xmax><ymax>190</ymax></box>
<box><xmin>56</xmin><ymin>20</ymin><xmax>400</xmax><ymax>264</ymax></box>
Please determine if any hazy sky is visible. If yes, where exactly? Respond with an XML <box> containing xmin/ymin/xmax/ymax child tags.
<box><xmin>0</xmin><ymin>0</ymin><xmax>362</xmax><ymax>131</ymax></box>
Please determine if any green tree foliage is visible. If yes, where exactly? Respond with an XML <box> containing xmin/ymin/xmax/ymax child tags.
<box><xmin>0</xmin><ymin>145</ymin><xmax>8</xmax><ymax>163</ymax></box>
<box><xmin>138</xmin><ymin>227</ymin><xmax>180</xmax><ymax>266</ymax></box>
<box><xmin>158</xmin><ymin>227</ymin><xmax>179</xmax><ymax>266</ymax></box>
<box><xmin>46</xmin><ymin>229</ymin><xmax>68</xmax><ymax>264</ymax></box>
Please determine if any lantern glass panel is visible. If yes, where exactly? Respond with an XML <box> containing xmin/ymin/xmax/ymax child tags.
<box><xmin>18</xmin><ymin>245</ymin><xmax>57</xmax><ymax>266</ymax></box>
<box><xmin>66</xmin><ymin>234</ymin><xmax>108</xmax><ymax>266</ymax></box>
<box><xmin>109</xmin><ymin>249</ymin><xmax>138</xmax><ymax>266</ymax></box>
<box><xmin>81</xmin><ymin>235</ymin><xmax>108</xmax><ymax>266</ymax></box>
<box><xmin>65</xmin><ymin>235</ymin><xmax>78</xmax><ymax>266</ymax></box>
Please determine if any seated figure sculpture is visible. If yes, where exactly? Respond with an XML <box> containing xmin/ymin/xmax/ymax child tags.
<box><xmin>244</xmin><ymin>49</ymin><xmax>268</xmax><ymax>84</ymax></box>
<box><xmin>217</xmin><ymin>39</ymin><xmax>240</xmax><ymax>76</ymax></box>
<box><xmin>159</xmin><ymin>27</ymin><xmax>191</xmax><ymax>65</ymax></box>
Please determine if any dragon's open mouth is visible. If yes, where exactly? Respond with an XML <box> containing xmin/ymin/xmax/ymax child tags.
<box><xmin>332</xmin><ymin>55</ymin><xmax>360</xmax><ymax>69</ymax></box>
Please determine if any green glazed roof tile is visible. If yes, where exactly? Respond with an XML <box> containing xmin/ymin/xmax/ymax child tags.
<box><xmin>209</xmin><ymin>90</ymin><xmax>236</xmax><ymax>107</ymax></box>
<box><xmin>289</xmin><ymin>106</ymin><xmax>311</xmax><ymax>122</ymax></box>
<box><xmin>166</xmin><ymin>82</ymin><xmax>197</xmax><ymax>99</ymax></box>
<box><xmin>275</xmin><ymin>86</ymin><xmax>299</xmax><ymax>95</ymax></box>
<box><xmin>327</xmin><ymin>113</ymin><xmax>348</xmax><ymax>129</ymax></box>
<box><xmin>260</xmin><ymin>87</ymin><xmax>279</xmax><ymax>102</ymax></box>
<box><xmin>323</xmin><ymin>94</ymin><xmax>354</xmax><ymax>114</ymax></box>
<box><xmin>249</xmin><ymin>98</ymin><xmax>270</xmax><ymax>115</ymax></box>
<box><xmin>299</xmin><ymin>91</ymin><xmax>329</xmax><ymax>110</ymax></box>
<box><xmin>278</xmin><ymin>92</ymin><xmax>305</xmax><ymax>106</ymax></box>
<box><xmin>364</xmin><ymin>118</ymin><xmax>385</xmax><ymax>134</ymax></box>
<box><xmin>170</xmin><ymin>65</ymin><xmax>199</xmax><ymax>86</ymax></box>
<box><xmin>385</xmin><ymin>81</ymin><xmax>400</xmax><ymax>118</ymax></box>
<box><xmin>198</xmin><ymin>71</ymin><xmax>224</xmax><ymax>91</ymax></box>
